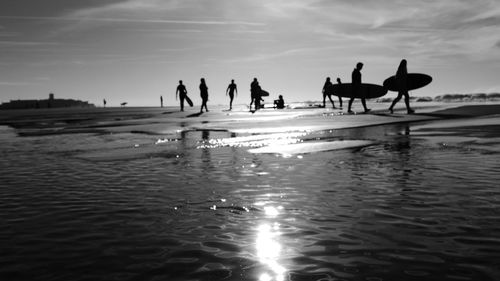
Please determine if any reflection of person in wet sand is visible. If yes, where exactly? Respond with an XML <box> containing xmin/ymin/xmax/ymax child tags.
<box><xmin>226</xmin><ymin>79</ymin><xmax>238</xmax><ymax>110</ymax></box>
<box><xmin>250</xmin><ymin>78</ymin><xmax>262</xmax><ymax>111</ymax></box>
<box><xmin>348</xmin><ymin>62</ymin><xmax>370</xmax><ymax>113</ymax></box>
<box><xmin>336</xmin><ymin>78</ymin><xmax>343</xmax><ymax>108</ymax></box>
<box><xmin>389</xmin><ymin>59</ymin><xmax>414</xmax><ymax>114</ymax></box>
<box><xmin>176</xmin><ymin>80</ymin><xmax>188</xmax><ymax>112</ymax></box>
<box><xmin>199</xmin><ymin>78</ymin><xmax>209</xmax><ymax>113</ymax></box>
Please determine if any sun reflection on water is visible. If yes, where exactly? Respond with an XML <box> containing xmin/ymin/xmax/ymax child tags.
<box><xmin>256</xmin><ymin>205</ymin><xmax>286</xmax><ymax>281</ymax></box>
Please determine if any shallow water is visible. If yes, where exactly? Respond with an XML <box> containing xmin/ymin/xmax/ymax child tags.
<box><xmin>1</xmin><ymin>114</ymin><xmax>500</xmax><ymax>281</ymax></box>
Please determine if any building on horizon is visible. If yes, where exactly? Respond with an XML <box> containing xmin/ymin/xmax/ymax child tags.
<box><xmin>0</xmin><ymin>93</ymin><xmax>95</xmax><ymax>110</ymax></box>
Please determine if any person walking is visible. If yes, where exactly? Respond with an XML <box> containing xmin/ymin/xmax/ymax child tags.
<box><xmin>336</xmin><ymin>78</ymin><xmax>343</xmax><ymax>108</ymax></box>
<box><xmin>348</xmin><ymin>62</ymin><xmax>370</xmax><ymax>113</ymax></box>
<box><xmin>176</xmin><ymin>80</ymin><xmax>188</xmax><ymax>111</ymax></box>
<box><xmin>199</xmin><ymin>78</ymin><xmax>209</xmax><ymax>113</ymax></box>
<box><xmin>250</xmin><ymin>78</ymin><xmax>262</xmax><ymax>111</ymax></box>
<box><xmin>389</xmin><ymin>59</ymin><xmax>414</xmax><ymax>114</ymax></box>
<box><xmin>226</xmin><ymin>79</ymin><xmax>238</xmax><ymax>110</ymax></box>
<box><xmin>322</xmin><ymin>77</ymin><xmax>336</xmax><ymax>108</ymax></box>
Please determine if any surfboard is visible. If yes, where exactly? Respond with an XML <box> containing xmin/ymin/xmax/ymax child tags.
<box><xmin>261</xmin><ymin>90</ymin><xmax>270</xmax><ymax>97</ymax></box>
<box><xmin>185</xmin><ymin>95</ymin><xmax>193</xmax><ymax>107</ymax></box>
<box><xmin>383</xmin><ymin>73</ymin><xmax>432</xmax><ymax>92</ymax></box>
<box><xmin>331</xmin><ymin>83</ymin><xmax>387</xmax><ymax>99</ymax></box>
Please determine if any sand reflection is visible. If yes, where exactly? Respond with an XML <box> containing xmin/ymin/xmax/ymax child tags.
<box><xmin>256</xmin><ymin>205</ymin><xmax>286</xmax><ymax>281</ymax></box>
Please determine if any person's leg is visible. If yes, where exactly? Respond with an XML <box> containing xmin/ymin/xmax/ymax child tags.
<box><xmin>404</xmin><ymin>92</ymin><xmax>413</xmax><ymax>113</ymax></box>
<box><xmin>389</xmin><ymin>92</ymin><xmax>402</xmax><ymax>113</ymax></box>
<box><xmin>348</xmin><ymin>98</ymin><xmax>354</xmax><ymax>112</ymax></box>
<box><xmin>361</xmin><ymin>98</ymin><xmax>370</xmax><ymax>112</ymax></box>
<box><xmin>338</xmin><ymin>97</ymin><xmax>343</xmax><ymax>108</ymax></box>
<box><xmin>328</xmin><ymin>95</ymin><xmax>335</xmax><ymax>108</ymax></box>
<box><xmin>180</xmin><ymin>96</ymin><xmax>185</xmax><ymax>111</ymax></box>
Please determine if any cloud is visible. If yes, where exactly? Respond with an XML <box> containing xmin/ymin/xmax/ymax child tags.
<box><xmin>0</xmin><ymin>40</ymin><xmax>59</xmax><ymax>46</ymax></box>
<box><xmin>0</xmin><ymin>15</ymin><xmax>264</xmax><ymax>26</ymax></box>
<box><xmin>0</xmin><ymin>81</ymin><xmax>35</xmax><ymax>86</ymax></box>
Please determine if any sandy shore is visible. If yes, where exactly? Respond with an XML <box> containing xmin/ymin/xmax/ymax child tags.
<box><xmin>1</xmin><ymin>102</ymin><xmax>499</xmax><ymax>137</ymax></box>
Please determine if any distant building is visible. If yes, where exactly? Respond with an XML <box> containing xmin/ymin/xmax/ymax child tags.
<box><xmin>0</xmin><ymin>93</ymin><xmax>95</xmax><ymax>110</ymax></box>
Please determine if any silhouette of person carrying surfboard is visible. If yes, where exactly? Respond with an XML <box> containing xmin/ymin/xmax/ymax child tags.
<box><xmin>250</xmin><ymin>78</ymin><xmax>262</xmax><ymax>111</ymax></box>
<box><xmin>176</xmin><ymin>80</ymin><xmax>188</xmax><ymax>111</ymax></box>
<box><xmin>199</xmin><ymin>78</ymin><xmax>209</xmax><ymax>113</ymax></box>
<box><xmin>389</xmin><ymin>59</ymin><xmax>414</xmax><ymax>114</ymax></box>
<box><xmin>226</xmin><ymin>79</ymin><xmax>238</xmax><ymax>110</ymax></box>
<box><xmin>322</xmin><ymin>77</ymin><xmax>336</xmax><ymax>108</ymax></box>
<box><xmin>348</xmin><ymin>62</ymin><xmax>370</xmax><ymax>113</ymax></box>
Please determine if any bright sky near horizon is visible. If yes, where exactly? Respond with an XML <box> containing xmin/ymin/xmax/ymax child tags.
<box><xmin>1</xmin><ymin>0</ymin><xmax>500</xmax><ymax>107</ymax></box>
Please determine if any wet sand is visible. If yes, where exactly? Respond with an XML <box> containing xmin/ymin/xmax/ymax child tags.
<box><xmin>1</xmin><ymin>102</ymin><xmax>498</xmax><ymax>137</ymax></box>
<box><xmin>1</xmin><ymin>102</ymin><xmax>500</xmax><ymax>281</ymax></box>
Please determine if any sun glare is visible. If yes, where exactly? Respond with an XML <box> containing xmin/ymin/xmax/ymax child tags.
<box><xmin>256</xmin><ymin>223</ymin><xmax>286</xmax><ymax>281</ymax></box>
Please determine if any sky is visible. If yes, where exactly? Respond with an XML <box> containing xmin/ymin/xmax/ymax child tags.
<box><xmin>1</xmin><ymin>0</ymin><xmax>500</xmax><ymax>107</ymax></box>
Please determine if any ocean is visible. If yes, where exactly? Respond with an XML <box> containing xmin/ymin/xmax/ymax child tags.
<box><xmin>1</xmin><ymin>103</ymin><xmax>499</xmax><ymax>281</ymax></box>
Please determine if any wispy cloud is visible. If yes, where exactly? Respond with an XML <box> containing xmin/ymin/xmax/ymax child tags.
<box><xmin>0</xmin><ymin>15</ymin><xmax>265</xmax><ymax>26</ymax></box>
<box><xmin>0</xmin><ymin>81</ymin><xmax>35</xmax><ymax>86</ymax></box>
<box><xmin>0</xmin><ymin>40</ymin><xmax>59</xmax><ymax>46</ymax></box>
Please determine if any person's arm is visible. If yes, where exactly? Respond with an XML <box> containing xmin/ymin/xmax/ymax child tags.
<box><xmin>226</xmin><ymin>85</ymin><xmax>229</xmax><ymax>96</ymax></box>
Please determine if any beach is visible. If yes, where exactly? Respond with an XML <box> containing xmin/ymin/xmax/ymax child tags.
<box><xmin>1</xmin><ymin>102</ymin><xmax>500</xmax><ymax>281</ymax></box>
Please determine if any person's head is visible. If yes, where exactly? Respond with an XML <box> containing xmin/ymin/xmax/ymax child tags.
<box><xmin>253</xmin><ymin>78</ymin><xmax>257</xmax><ymax>82</ymax></box>
<box><xmin>231</xmin><ymin>79</ymin><xmax>234</xmax><ymax>83</ymax></box>
<box><xmin>201</xmin><ymin>78</ymin><xmax>205</xmax><ymax>83</ymax></box>
<box><xmin>336</xmin><ymin>77</ymin><xmax>341</xmax><ymax>83</ymax></box>
<box><xmin>399</xmin><ymin>59</ymin><xmax>407</xmax><ymax>67</ymax></box>
<box><xmin>356</xmin><ymin>62</ymin><xmax>363</xmax><ymax>70</ymax></box>
<box><xmin>279</xmin><ymin>95</ymin><xmax>283</xmax><ymax>100</ymax></box>
<box><xmin>179</xmin><ymin>80</ymin><xmax>183</xmax><ymax>84</ymax></box>
<box><xmin>326</xmin><ymin>77</ymin><xmax>331</xmax><ymax>82</ymax></box>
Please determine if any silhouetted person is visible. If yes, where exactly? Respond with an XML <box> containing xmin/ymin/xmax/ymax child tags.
<box><xmin>274</xmin><ymin>95</ymin><xmax>285</xmax><ymax>109</ymax></box>
<box><xmin>336</xmin><ymin>78</ymin><xmax>343</xmax><ymax>108</ymax></box>
<box><xmin>322</xmin><ymin>77</ymin><xmax>336</xmax><ymax>108</ymax></box>
<box><xmin>389</xmin><ymin>59</ymin><xmax>414</xmax><ymax>114</ymax></box>
<box><xmin>199</xmin><ymin>78</ymin><xmax>209</xmax><ymax>113</ymax></box>
<box><xmin>103</xmin><ymin>99</ymin><xmax>107</xmax><ymax>108</ymax></box>
<box><xmin>348</xmin><ymin>62</ymin><xmax>370</xmax><ymax>113</ymax></box>
<box><xmin>226</xmin><ymin>79</ymin><xmax>238</xmax><ymax>110</ymax></box>
<box><xmin>176</xmin><ymin>80</ymin><xmax>187</xmax><ymax>111</ymax></box>
<box><xmin>250</xmin><ymin>78</ymin><xmax>262</xmax><ymax>111</ymax></box>
<box><xmin>160</xmin><ymin>95</ymin><xmax>163</xmax><ymax>108</ymax></box>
